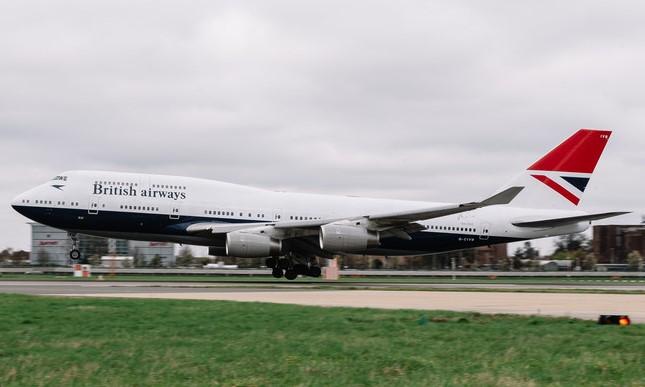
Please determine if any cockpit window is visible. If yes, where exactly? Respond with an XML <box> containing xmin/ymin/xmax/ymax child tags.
<box><xmin>52</xmin><ymin>175</ymin><xmax>68</xmax><ymax>181</ymax></box>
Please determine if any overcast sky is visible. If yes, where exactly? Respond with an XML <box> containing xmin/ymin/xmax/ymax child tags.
<box><xmin>1</xmin><ymin>1</ymin><xmax>643</xmax><ymax>255</ymax></box>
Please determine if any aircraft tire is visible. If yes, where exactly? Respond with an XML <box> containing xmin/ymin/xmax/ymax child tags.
<box><xmin>272</xmin><ymin>268</ymin><xmax>283</xmax><ymax>279</ymax></box>
<box><xmin>284</xmin><ymin>269</ymin><xmax>298</xmax><ymax>280</ymax></box>
<box><xmin>69</xmin><ymin>249</ymin><xmax>81</xmax><ymax>261</ymax></box>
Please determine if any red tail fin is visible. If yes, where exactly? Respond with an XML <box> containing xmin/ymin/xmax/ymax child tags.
<box><xmin>498</xmin><ymin>129</ymin><xmax>612</xmax><ymax>209</ymax></box>
<box><xmin>528</xmin><ymin>129</ymin><xmax>611</xmax><ymax>173</ymax></box>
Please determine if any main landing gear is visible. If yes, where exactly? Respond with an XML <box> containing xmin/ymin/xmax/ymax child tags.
<box><xmin>266</xmin><ymin>257</ymin><xmax>322</xmax><ymax>280</ymax></box>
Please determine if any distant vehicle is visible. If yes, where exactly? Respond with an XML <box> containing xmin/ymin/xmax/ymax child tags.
<box><xmin>538</xmin><ymin>260</ymin><xmax>572</xmax><ymax>271</ymax></box>
<box><xmin>595</xmin><ymin>264</ymin><xmax>629</xmax><ymax>272</ymax></box>
<box><xmin>101</xmin><ymin>256</ymin><xmax>133</xmax><ymax>269</ymax></box>
<box><xmin>203</xmin><ymin>262</ymin><xmax>238</xmax><ymax>269</ymax></box>
<box><xmin>11</xmin><ymin>129</ymin><xmax>628</xmax><ymax>280</ymax></box>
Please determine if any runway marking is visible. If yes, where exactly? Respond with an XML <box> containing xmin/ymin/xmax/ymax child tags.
<box><xmin>49</xmin><ymin>290</ymin><xmax>645</xmax><ymax>323</ymax></box>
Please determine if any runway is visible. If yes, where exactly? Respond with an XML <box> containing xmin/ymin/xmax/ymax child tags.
<box><xmin>1</xmin><ymin>281</ymin><xmax>644</xmax><ymax>322</ymax></box>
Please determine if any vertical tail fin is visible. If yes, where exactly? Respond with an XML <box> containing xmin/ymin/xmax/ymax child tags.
<box><xmin>502</xmin><ymin>129</ymin><xmax>611</xmax><ymax>209</ymax></box>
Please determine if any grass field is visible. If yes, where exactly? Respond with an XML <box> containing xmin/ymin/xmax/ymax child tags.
<box><xmin>0</xmin><ymin>294</ymin><xmax>643</xmax><ymax>386</ymax></box>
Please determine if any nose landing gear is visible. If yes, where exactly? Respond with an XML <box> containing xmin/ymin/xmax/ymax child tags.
<box><xmin>68</xmin><ymin>233</ymin><xmax>85</xmax><ymax>263</ymax></box>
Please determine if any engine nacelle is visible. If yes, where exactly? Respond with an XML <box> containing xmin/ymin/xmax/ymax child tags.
<box><xmin>319</xmin><ymin>224</ymin><xmax>380</xmax><ymax>253</ymax></box>
<box><xmin>225</xmin><ymin>231</ymin><xmax>282</xmax><ymax>258</ymax></box>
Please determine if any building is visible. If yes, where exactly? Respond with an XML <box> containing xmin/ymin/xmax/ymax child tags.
<box><xmin>593</xmin><ymin>224</ymin><xmax>645</xmax><ymax>264</ymax></box>
<box><xmin>130</xmin><ymin>240</ymin><xmax>175</xmax><ymax>267</ymax></box>
<box><xmin>474</xmin><ymin>244</ymin><xmax>508</xmax><ymax>267</ymax></box>
<box><xmin>30</xmin><ymin>223</ymin><xmax>175</xmax><ymax>266</ymax></box>
<box><xmin>31</xmin><ymin>223</ymin><xmax>72</xmax><ymax>266</ymax></box>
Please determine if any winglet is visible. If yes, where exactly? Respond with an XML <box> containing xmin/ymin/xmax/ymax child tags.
<box><xmin>481</xmin><ymin>186</ymin><xmax>524</xmax><ymax>206</ymax></box>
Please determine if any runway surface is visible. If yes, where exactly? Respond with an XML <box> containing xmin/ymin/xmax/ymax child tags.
<box><xmin>1</xmin><ymin>281</ymin><xmax>644</xmax><ymax>322</ymax></box>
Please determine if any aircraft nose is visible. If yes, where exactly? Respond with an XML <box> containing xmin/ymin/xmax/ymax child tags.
<box><xmin>11</xmin><ymin>192</ymin><xmax>25</xmax><ymax>209</ymax></box>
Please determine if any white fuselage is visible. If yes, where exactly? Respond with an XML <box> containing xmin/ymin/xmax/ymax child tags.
<box><xmin>11</xmin><ymin>170</ymin><xmax>588</xmax><ymax>255</ymax></box>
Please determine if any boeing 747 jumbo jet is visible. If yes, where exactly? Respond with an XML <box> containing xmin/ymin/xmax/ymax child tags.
<box><xmin>11</xmin><ymin>129</ymin><xmax>627</xmax><ymax>279</ymax></box>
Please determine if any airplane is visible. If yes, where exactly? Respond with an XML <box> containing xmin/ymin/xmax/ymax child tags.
<box><xmin>11</xmin><ymin>129</ymin><xmax>627</xmax><ymax>280</ymax></box>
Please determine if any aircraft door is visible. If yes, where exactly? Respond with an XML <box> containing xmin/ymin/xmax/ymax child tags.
<box><xmin>88</xmin><ymin>196</ymin><xmax>103</xmax><ymax>215</ymax></box>
<box><xmin>169</xmin><ymin>204</ymin><xmax>181</xmax><ymax>220</ymax></box>
<box><xmin>479</xmin><ymin>223</ymin><xmax>490</xmax><ymax>241</ymax></box>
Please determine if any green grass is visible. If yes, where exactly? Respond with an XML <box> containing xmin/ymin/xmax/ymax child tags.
<box><xmin>0</xmin><ymin>295</ymin><xmax>643</xmax><ymax>386</ymax></box>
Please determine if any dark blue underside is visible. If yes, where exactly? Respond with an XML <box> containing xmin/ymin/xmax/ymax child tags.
<box><xmin>13</xmin><ymin>206</ymin><xmax>520</xmax><ymax>254</ymax></box>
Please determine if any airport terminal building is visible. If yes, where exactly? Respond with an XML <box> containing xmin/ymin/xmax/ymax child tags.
<box><xmin>30</xmin><ymin>223</ymin><xmax>175</xmax><ymax>266</ymax></box>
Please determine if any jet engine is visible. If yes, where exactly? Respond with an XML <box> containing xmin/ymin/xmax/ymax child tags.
<box><xmin>319</xmin><ymin>224</ymin><xmax>380</xmax><ymax>253</ymax></box>
<box><xmin>226</xmin><ymin>231</ymin><xmax>282</xmax><ymax>258</ymax></box>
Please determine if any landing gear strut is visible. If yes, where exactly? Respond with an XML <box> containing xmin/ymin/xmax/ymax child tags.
<box><xmin>278</xmin><ymin>258</ymin><xmax>290</xmax><ymax>270</ymax></box>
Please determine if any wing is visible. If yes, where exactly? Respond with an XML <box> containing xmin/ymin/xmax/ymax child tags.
<box><xmin>187</xmin><ymin>186</ymin><xmax>524</xmax><ymax>238</ymax></box>
<box><xmin>365</xmin><ymin>186</ymin><xmax>524</xmax><ymax>230</ymax></box>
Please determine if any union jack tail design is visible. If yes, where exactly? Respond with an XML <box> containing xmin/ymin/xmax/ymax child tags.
<box><xmin>499</xmin><ymin>129</ymin><xmax>611</xmax><ymax>209</ymax></box>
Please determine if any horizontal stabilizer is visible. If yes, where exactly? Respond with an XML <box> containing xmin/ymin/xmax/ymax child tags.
<box><xmin>512</xmin><ymin>211</ymin><xmax>630</xmax><ymax>228</ymax></box>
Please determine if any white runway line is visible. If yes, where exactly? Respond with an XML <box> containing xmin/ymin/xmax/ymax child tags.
<box><xmin>50</xmin><ymin>290</ymin><xmax>645</xmax><ymax>323</ymax></box>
